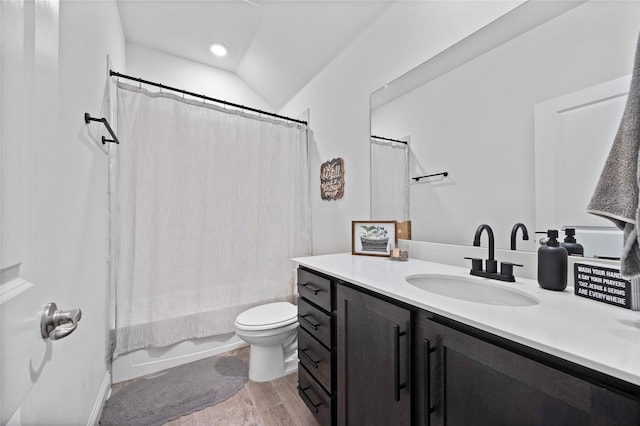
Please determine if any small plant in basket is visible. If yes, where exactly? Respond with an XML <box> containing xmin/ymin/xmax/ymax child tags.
<box><xmin>360</xmin><ymin>225</ymin><xmax>390</xmax><ymax>252</ymax></box>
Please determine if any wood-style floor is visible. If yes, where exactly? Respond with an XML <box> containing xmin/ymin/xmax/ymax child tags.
<box><xmin>110</xmin><ymin>346</ymin><xmax>319</xmax><ymax>426</ymax></box>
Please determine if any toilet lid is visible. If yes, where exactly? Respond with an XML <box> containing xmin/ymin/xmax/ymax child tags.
<box><xmin>235</xmin><ymin>302</ymin><xmax>297</xmax><ymax>330</ymax></box>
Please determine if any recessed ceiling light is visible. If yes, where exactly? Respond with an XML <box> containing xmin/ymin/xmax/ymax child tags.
<box><xmin>209</xmin><ymin>43</ymin><xmax>228</xmax><ymax>57</ymax></box>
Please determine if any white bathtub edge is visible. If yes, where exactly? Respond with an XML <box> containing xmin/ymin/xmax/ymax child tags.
<box><xmin>111</xmin><ymin>334</ymin><xmax>248</xmax><ymax>383</ymax></box>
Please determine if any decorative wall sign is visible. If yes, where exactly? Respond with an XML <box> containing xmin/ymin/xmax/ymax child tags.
<box><xmin>574</xmin><ymin>263</ymin><xmax>632</xmax><ymax>309</ymax></box>
<box><xmin>320</xmin><ymin>158</ymin><xmax>345</xmax><ymax>201</ymax></box>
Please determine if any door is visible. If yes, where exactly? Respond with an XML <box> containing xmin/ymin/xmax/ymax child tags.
<box><xmin>1</xmin><ymin>2</ymin><xmax>106</xmax><ymax>424</ymax></box>
<box><xmin>534</xmin><ymin>75</ymin><xmax>629</xmax><ymax>257</ymax></box>
<box><xmin>336</xmin><ymin>283</ymin><xmax>412</xmax><ymax>426</ymax></box>
<box><xmin>417</xmin><ymin>314</ymin><xmax>640</xmax><ymax>426</ymax></box>
<box><xmin>2</xmin><ymin>1</ymin><xmax>66</xmax><ymax>423</ymax></box>
<box><xmin>418</xmin><ymin>317</ymin><xmax>590</xmax><ymax>425</ymax></box>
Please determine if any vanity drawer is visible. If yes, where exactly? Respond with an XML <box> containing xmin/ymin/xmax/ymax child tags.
<box><xmin>298</xmin><ymin>363</ymin><xmax>332</xmax><ymax>426</ymax></box>
<box><xmin>298</xmin><ymin>268</ymin><xmax>332</xmax><ymax>312</ymax></box>
<box><xmin>298</xmin><ymin>326</ymin><xmax>331</xmax><ymax>393</ymax></box>
<box><xmin>298</xmin><ymin>297</ymin><xmax>332</xmax><ymax>349</ymax></box>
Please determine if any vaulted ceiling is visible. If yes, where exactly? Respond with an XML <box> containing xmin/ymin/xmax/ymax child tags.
<box><xmin>116</xmin><ymin>0</ymin><xmax>393</xmax><ymax>110</ymax></box>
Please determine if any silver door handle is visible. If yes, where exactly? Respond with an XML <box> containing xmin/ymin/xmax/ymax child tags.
<box><xmin>40</xmin><ymin>302</ymin><xmax>82</xmax><ymax>340</ymax></box>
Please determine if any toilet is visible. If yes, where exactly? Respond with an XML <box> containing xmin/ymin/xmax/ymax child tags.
<box><xmin>234</xmin><ymin>301</ymin><xmax>298</xmax><ymax>382</ymax></box>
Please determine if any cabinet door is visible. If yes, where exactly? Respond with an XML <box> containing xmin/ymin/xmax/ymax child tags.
<box><xmin>416</xmin><ymin>315</ymin><xmax>640</xmax><ymax>426</ymax></box>
<box><xmin>336</xmin><ymin>284</ymin><xmax>411</xmax><ymax>426</ymax></box>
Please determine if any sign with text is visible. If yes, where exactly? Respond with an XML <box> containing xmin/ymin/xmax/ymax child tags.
<box><xmin>574</xmin><ymin>263</ymin><xmax>631</xmax><ymax>309</ymax></box>
<box><xmin>320</xmin><ymin>158</ymin><xmax>345</xmax><ymax>201</ymax></box>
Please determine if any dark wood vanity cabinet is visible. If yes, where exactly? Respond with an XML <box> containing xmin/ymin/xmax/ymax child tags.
<box><xmin>415</xmin><ymin>312</ymin><xmax>640</xmax><ymax>426</ymax></box>
<box><xmin>297</xmin><ymin>266</ymin><xmax>640</xmax><ymax>426</ymax></box>
<box><xmin>336</xmin><ymin>283</ymin><xmax>412</xmax><ymax>426</ymax></box>
<box><xmin>297</xmin><ymin>267</ymin><xmax>336</xmax><ymax>426</ymax></box>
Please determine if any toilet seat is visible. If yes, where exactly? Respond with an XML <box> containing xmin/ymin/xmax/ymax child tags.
<box><xmin>235</xmin><ymin>302</ymin><xmax>297</xmax><ymax>331</ymax></box>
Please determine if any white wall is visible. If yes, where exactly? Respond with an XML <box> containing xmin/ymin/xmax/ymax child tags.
<box><xmin>125</xmin><ymin>42</ymin><xmax>272</xmax><ymax>111</ymax></box>
<box><xmin>372</xmin><ymin>1</ymin><xmax>640</xmax><ymax>251</ymax></box>
<box><xmin>1</xmin><ymin>0</ymin><xmax>125</xmax><ymax>423</ymax></box>
<box><xmin>279</xmin><ymin>1</ymin><xmax>523</xmax><ymax>255</ymax></box>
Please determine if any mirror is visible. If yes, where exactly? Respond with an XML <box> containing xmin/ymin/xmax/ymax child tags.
<box><xmin>370</xmin><ymin>0</ymin><xmax>639</xmax><ymax>255</ymax></box>
<box><xmin>370</xmin><ymin>135</ymin><xmax>410</xmax><ymax>221</ymax></box>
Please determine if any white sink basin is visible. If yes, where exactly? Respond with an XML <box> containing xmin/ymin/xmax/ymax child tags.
<box><xmin>406</xmin><ymin>274</ymin><xmax>540</xmax><ymax>307</ymax></box>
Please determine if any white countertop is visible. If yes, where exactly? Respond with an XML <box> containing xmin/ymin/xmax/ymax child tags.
<box><xmin>293</xmin><ymin>253</ymin><xmax>640</xmax><ymax>387</ymax></box>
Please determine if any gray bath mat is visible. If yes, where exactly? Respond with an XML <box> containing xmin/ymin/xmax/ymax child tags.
<box><xmin>100</xmin><ymin>353</ymin><xmax>248</xmax><ymax>425</ymax></box>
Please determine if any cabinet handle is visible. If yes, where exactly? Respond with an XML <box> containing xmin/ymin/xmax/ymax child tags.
<box><xmin>298</xmin><ymin>314</ymin><xmax>320</xmax><ymax>330</ymax></box>
<box><xmin>299</xmin><ymin>282</ymin><xmax>320</xmax><ymax>295</ymax></box>
<box><xmin>299</xmin><ymin>347</ymin><xmax>320</xmax><ymax>369</ymax></box>
<box><xmin>393</xmin><ymin>324</ymin><xmax>407</xmax><ymax>402</ymax></box>
<box><xmin>298</xmin><ymin>385</ymin><xmax>321</xmax><ymax>413</ymax></box>
<box><xmin>424</xmin><ymin>338</ymin><xmax>436</xmax><ymax>426</ymax></box>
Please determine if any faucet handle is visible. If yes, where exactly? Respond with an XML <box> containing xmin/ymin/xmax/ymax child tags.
<box><xmin>464</xmin><ymin>257</ymin><xmax>483</xmax><ymax>272</ymax></box>
<box><xmin>500</xmin><ymin>262</ymin><xmax>523</xmax><ymax>278</ymax></box>
<box><xmin>486</xmin><ymin>259</ymin><xmax>498</xmax><ymax>274</ymax></box>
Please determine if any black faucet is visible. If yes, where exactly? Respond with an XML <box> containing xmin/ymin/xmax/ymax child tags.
<box><xmin>510</xmin><ymin>223</ymin><xmax>529</xmax><ymax>250</ymax></box>
<box><xmin>473</xmin><ymin>224</ymin><xmax>496</xmax><ymax>273</ymax></box>
<box><xmin>466</xmin><ymin>224</ymin><xmax>522</xmax><ymax>282</ymax></box>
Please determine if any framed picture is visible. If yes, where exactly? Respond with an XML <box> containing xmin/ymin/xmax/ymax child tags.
<box><xmin>352</xmin><ymin>221</ymin><xmax>397</xmax><ymax>257</ymax></box>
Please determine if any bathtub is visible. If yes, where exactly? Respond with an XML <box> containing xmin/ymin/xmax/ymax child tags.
<box><xmin>110</xmin><ymin>271</ymin><xmax>300</xmax><ymax>383</ymax></box>
<box><xmin>111</xmin><ymin>332</ymin><xmax>247</xmax><ymax>383</ymax></box>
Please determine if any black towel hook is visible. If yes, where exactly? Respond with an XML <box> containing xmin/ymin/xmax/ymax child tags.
<box><xmin>84</xmin><ymin>113</ymin><xmax>120</xmax><ymax>145</ymax></box>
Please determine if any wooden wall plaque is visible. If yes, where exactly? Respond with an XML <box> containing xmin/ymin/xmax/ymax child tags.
<box><xmin>320</xmin><ymin>158</ymin><xmax>345</xmax><ymax>200</ymax></box>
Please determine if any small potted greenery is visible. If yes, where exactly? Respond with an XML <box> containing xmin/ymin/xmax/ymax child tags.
<box><xmin>360</xmin><ymin>225</ymin><xmax>390</xmax><ymax>252</ymax></box>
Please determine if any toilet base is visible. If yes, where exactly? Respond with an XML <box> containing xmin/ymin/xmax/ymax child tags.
<box><xmin>248</xmin><ymin>344</ymin><xmax>298</xmax><ymax>382</ymax></box>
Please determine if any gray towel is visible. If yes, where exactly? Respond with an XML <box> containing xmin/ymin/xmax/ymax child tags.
<box><xmin>587</xmin><ymin>33</ymin><xmax>640</xmax><ymax>278</ymax></box>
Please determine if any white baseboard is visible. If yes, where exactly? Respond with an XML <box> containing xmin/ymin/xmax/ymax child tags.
<box><xmin>88</xmin><ymin>370</ymin><xmax>111</xmax><ymax>426</ymax></box>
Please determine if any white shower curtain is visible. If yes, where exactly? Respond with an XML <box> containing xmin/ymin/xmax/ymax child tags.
<box><xmin>370</xmin><ymin>138</ymin><xmax>409</xmax><ymax>221</ymax></box>
<box><xmin>111</xmin><ymin>83</ymin><xmax>311</xmax><ymax>356</ymax></box>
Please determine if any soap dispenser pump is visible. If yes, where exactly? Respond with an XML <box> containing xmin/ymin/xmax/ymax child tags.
<box><xmin>560</xmin><ymin>228</ymin><xmax>584</xmax><ymax>256</ymax></box>
<box><xmin>537</xmin><ymin>229</ymin><xmax>568</xmax><ymax>291</ymax></box>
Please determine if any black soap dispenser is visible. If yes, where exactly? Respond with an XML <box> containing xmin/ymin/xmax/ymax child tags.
<box><xmin>561</xmin><ymin>228</ymin><xmax>584</xmax><ymax>256</ymax></box>
<box><xmin>537</xmin><ymin>229</ymin><xmax>568</xmax><ymax>291</ymax></box>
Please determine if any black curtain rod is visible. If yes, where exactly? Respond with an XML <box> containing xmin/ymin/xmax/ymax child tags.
<box><xmin>109</xmin><ymin>70</ymin><xmax>308</xmax><ymax>126</ymax></box>
<box><xmin>371</xmin><ymin>135</ymin><xmax>408</xmax><ymax>144</ymax></box>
